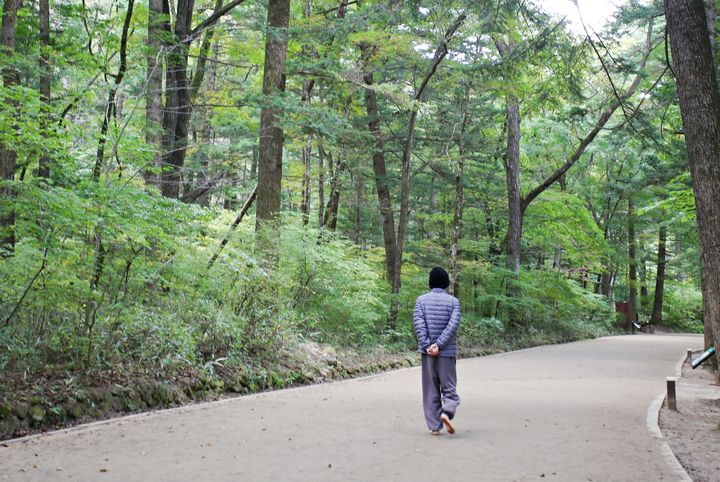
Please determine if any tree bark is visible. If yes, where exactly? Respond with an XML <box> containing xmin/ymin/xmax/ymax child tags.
<box><xmin>504</xmin><ymin>94</ymin><xmax>522</xmax><ymax>277</ymax></box>
<box><xmin>494</xmin><ymin>35</ymin><xmax>523</xmax><ymax>319</ymax></box>
<box><xmin>144</xmin><ymin>0</ymin><xmax>166</xmax><ymax>186</ymax></box>
<box><xmin>255</xmin><ymin>0</ymin><xmax>290</xmax><ymax>259</ymax></box>
<box><xmin>160</xmin><ymin>0</ymin><xmax>194</xmax><ymax>197</ymax></box>
<box><xmin>627</xmin><ymin>197</ymin><xmax>637</xmax><ymax>330</ymax></box>
<box><xmin>299</xmin><ymin>74</ymin><xmax>313</xmax><ymax>227</ymax></box>
<box><xmin>38</xmin><ymin>0</ymin><xmax>51</xmax><ymax>179</ymax></box>
<box><xmin>639</xmin><ymin>239</ymin><xmax>649</xmax><ymax>307</ymax></box>
<box><xmin>361</xmin><ymin>51</ymin><xmax>399</xmax><ymax>292</ymax></box>
<box><xmin>703</xmin><ymin>0</ymin><xmax>716</xmax><ymax>54</ymax></box>
<box><xmin>301</xmin><ymin>133</ymin><xmax>312</xmax><ymax>225</ymax></box>
<box><xmin>353</xmin><ymin>166</ymin><xmax>364</xmax><ymax>244</ymax></box>
<box><xmin>323</xmin><ymin>150</ymin><xmax>344</xmax><ymax>231</ymax></box>
<box><xmin>665</xmin><ymin>0</ymin><xmax>720</xmax><ymax>357</ymax></box>
<box><xmin>159</xmin><ymin>0</ymin><xmax>246</xmax><ymax>198</ymax></box>
<box><xmin>318</xmin><ymin>138</ymin><xmax>325</xmax><ymax>226</ymax></box>
<box><xmin>250</xmin><ymin>145</ymin><xmax>258</xmax><ymax>180</ymax></box>
<box><xmin>0</xmin><ymin>0</ymin><xmax>22</xmax><ymax>255</ymax></box>
<box><xmin>450</xmin><ymin>85</ymin><xmax>469</xmax><ymax>297</ymax></box>
<box><xmin>650</xmin><ymin>225</ymin><xmax>667</xmax><ymax>324</ymax></box>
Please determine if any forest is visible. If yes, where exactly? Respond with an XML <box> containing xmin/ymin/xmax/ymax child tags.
<box><xmin>1</xmin><ymin>0</ymin><xmax>719</xmax><ymax>435</ymax></box>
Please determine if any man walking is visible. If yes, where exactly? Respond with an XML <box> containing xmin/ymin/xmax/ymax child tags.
<box><xmin>413</xmin><ymin>267</ymin><xmax>461</xmax><ymax>435</ymax></box>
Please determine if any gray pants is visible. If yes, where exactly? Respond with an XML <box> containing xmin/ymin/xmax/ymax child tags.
<box><xmin>421</xmin><ymin>354</ymin><xmax>460</xmax><ymax>431</ymax></box>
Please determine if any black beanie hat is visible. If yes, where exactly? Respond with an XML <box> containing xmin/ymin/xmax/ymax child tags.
<box><xmin>429</xmin><ymin>267</ymin><xmax>450</xmax><ymax>290</ymax></box>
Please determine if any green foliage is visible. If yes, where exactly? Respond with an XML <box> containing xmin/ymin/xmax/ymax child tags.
<box><xmin>524</xmin><ymin>192</ymin><xmax>610</xmax><ymax>270</ymax></box>
<box><xmin>278</xmin><ymin>222</ymin><xmax>387</xmax><ymax>344</ymax></box>
<box><xmin>662</xmin><ymin>282</ymin><xmax>704</xmax><ymax>334</ymax></box>
<box><xmin>0</xmin><ymin>0</ymin><xmax>705</xmax><ymax>399</ymax></box>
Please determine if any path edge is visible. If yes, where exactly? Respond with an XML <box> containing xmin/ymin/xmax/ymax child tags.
<box><xmin>645</xmin><ymin>351</ymin><xmax>691</xmax><ymax>482</ymax></box>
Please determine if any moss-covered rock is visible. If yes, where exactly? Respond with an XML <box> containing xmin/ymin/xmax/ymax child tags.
<box><xmin>139</xmin><ymin>384</ymin><xmax>156</xmax><ymax>407</ymax></box>
<box><xmin>29</xmin><ymin>405</ymin><xmax>46</xmax><ymax>427</ymax></box>
<box><xmin>0</xmin><ymin>415</ymin><xmax>21</xmax><ymax>437</ymax></box>
<box><xmin>63</xmin><ymin>399</ymin><xmax>84</xmax><ymax>420</ymax></box>
<box><xmin>172</xmin><ymin>386</ymin><xmax>187</xmax><ymax>404</ymax></box>
<box><xmin>224</xmin><ymin>375</ymin><xmax>247</xmax><ymax>393</ymax></box>
<box><xmin>13</xmin><ymin>402</ymin><xmax>30</xmax><ymax>420</ymax></box>
<box><xmin>0</xmin><ymin>403</ymin><xmax>12</xmax><ymax>420</ymax></box>
<box><xmin>122</xmin><ymin>389</ymin><xmax>144</xmax><ymax>412</ymax></box>
<box><xmin>207</xmin><ymin>377</ymin><xmax>224</xmax><ymax>391</ymax></box>
<box><xmin>47</xmin><ymin>405</ymin><xmax>66</xmax><ymax>423</ymax></box>
<box><xmin>110</xmin><ymin>394</ymin><xmax>124</xmax><ymax>412</ymax></box>
<box><xmin>152</xmin><ymin>382</ymin><xmax>174</xmax><ymax>405</ymax></box>
<box><xmin>90</xmin><ymin>387</ymin><xmax>113</xmax><ymax>411</ymax></box>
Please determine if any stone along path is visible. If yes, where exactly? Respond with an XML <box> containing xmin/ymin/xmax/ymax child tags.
<box><xmin>0</xmin><ymin>334</ymin><xmax>702</xmax><ymax>481</ymax></box>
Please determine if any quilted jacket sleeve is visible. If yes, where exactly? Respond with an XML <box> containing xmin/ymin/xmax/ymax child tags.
<box><xmin>413</xmin><ymin>298</ymin><xmax>431</xmax><ymax>351</ymax></box>
<box><xmin>435</xmin><ymin>297</ymin><xmax>461</xmax><ymax>349</ymax></box>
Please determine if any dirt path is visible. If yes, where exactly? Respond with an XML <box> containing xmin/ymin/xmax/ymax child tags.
<box><xmin>0</xmin><ymin>334</ymin><xmax>702</xmax><ymax>481</ymax></box>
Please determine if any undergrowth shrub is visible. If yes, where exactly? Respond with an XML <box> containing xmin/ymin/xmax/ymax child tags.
<box><xmin>662</xmin><ymin>282</ymin><xmax>703</xmax><ymax>333</ymax></box>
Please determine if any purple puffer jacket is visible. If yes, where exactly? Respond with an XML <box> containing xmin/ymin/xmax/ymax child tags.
<box><xmin>413</xmin><ymin>288</ymin><xmax>461</xmax><ymax>357</ymax></box>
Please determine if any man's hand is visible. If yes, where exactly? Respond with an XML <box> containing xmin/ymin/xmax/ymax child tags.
<box><xmin>427</xmin><ymin>344</ymin><xmax>439</xmax><ymax>356</ymax></box>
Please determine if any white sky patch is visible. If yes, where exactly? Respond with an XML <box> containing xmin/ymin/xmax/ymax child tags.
<box><xmin>536</xmin><ymin>0</ymin><xmax>624</xmax><ymax>35</ymax></box>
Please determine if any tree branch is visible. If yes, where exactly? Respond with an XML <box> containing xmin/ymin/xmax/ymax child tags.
<box><xmin>521</xmin><ymin>17</ymin><xmax>656</xmax><ymax>212</ymax></box>
<box><xmin>207</xmin><ymin>185</ymin><xmax>258</xmax><ymax>270</ymax></box>
<box><xmin>188</xmin><ymin>0</ymin><xmax>247</xmax><ymax>42</ymax></box>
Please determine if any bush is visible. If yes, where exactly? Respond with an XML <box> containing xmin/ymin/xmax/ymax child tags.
<box><xmin>662</xmin><ymin>283</ymin><xmax>704</xmax><ymax>333</ymax></box>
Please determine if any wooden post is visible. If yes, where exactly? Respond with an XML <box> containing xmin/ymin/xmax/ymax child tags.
<box><xmin>666</xmin><ymin>377</ymin><xmax>678</xmax><ymax>411</ymax></box>
<box><xmin>687</xmin><ymin>349</ymin><xmax>693</xmax><ymax>363</ymax></box>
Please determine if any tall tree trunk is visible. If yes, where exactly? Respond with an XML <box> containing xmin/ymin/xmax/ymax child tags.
<box><xmin>627</xmin><ymin>197</ymin><xmax>637</xmax><ymax>330</ymax></box>
<box><xmin>353</xmin><ymin>168</ymin><xmax>364</xmax><ymax>244</ymax></box>
<box><xmin>666</xmin><ymin>0</ymin><xmax>720</xmax><ymax>357</ymax></box>
<box><xmin>0</xmin><ymin>0</ymin><xmax>22</xmax><ymax>255</ymax></box>
<box><xmin>650</xmin><ymin>225</ymin><xmax>667</xmax><ymax>324</ymax></box>
<box><xmin>504</xmin><ymin>94</ymin><xmax>522</xmax><ymax>278</ymax></box>
<box><xmin>494</xmin><ymin>36</ymin><xmax>523</xmax><ymax>320</ymax></box>
<box><xmin>250</xmin><ymin>146</ymin><xmax>258</xmax><ymax>180</ymax></box>
<box><xmin>158</xmin><ymin>0</ymin><xmax>246</xmax><ymax>197</ymax></box>
<box><xmin>600</xmin><ymin>272</ymin><xmax>612</xmax><ymax>297</ymax></box>
<box><xmin>427</xmin><ymin>176</ymin><xmax>436</xmax><ymax>239</ymax></box>
<box><xmin>703</xmin><ymin>0</ymin><xmax>716</xmax><ymax>54</ymax></box>
<box><xmin>160</xmin><ymin>0</ymin><xmax>194</xmax><ymax>198</ymax></box>
<box><xmin>639</xmin><ymin>239</ymin><xmax>649</xmax><ymax>308</ymax></box>
<box><xmin>323</xmin><ymin>150</ymin><xmax>343</xmax><ymax>231</ymax></box>
<box><xmin>450</xmin><ymin>85</ymin><xmax>469</xmax><ymax>297</ymax></box>
<box><xmin>318</xmin><ymin>138</ymin><xmax>325</xmax><ymax>227</ymax></box>
<box><xmin>361</xmin><ymin>52</ymin><xmax>399</xmax><ymax>299</ymax></box>
<box><xmin>255</xmin><ymin>0</ymin><xmax>290</xmax><ymax>259</ymax></box>
<box><xmin>145</xmin><ymin>0</ymin><xmax>165</xmax><ymax>186</ymax></box>
<box><xmin>301</xmin><ymin>134</ymin><xmax>312</xmax><ymax>225</ymax></box>
<box><xmin>38</xmin><ymin>0</ymin><xmax>51</xmax><ymax>179</ymax></box>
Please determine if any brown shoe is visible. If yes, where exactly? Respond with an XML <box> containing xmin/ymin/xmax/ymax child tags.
<box><xmin>440</xmin><ymin>413</ymin><xmax>455</xmax><ymax>434</ymax></box>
